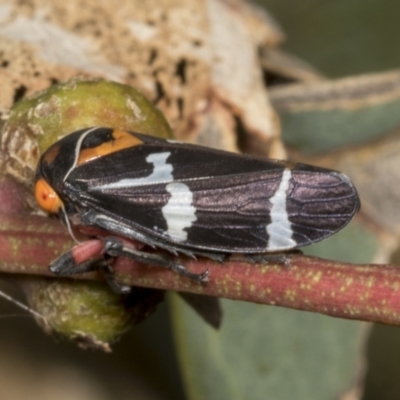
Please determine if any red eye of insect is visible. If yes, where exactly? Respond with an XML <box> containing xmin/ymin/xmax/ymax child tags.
<box><xmin>34</xmin><ymin>178</ymin><xmax>62</xmax><ymax>214</ymax></box>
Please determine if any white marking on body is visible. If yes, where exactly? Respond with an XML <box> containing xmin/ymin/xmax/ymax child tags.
<box><xmin>63</xmin><ymin>127</ymin><xmax>99</xmax><ymax>182</ymax></box>
<box><xmin>93</xmin><ymin>152</ymin><xmax>173</xmax><ymax>190</ymax></box>
<box><xmin>167</xmin><ymin>139</ymin><xmax>183</xmax><ymax>144</ymax></box>
<box><xmin>162</xmin><ymin>182</ymin><xmax>197</xmax><ymax>242</ymax></box>
<box><xmin>266</xmin><ymin>169</ymin><xmax>296</xmax><ymax>250</ymax></box>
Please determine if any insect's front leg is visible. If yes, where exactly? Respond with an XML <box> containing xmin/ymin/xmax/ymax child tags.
<box><xmin>49</xmin><ymin>239</ymin><xmax>107</xmax><ymax>275</ymax></box>
<box><xmin>103</xmin><ymin>237</ymin><xmax>209</xmax><ymax>283</ymax></box>
<box><xmin>49</xmin><ymin>239</ymin><xmax>131</xmax><ymax>293</ymax></box>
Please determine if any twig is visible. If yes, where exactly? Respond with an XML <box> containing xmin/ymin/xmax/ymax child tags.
<box><xmin>1</xmin><ymin>177</ymin><xmax>399</xmax><ymax>326</ymax></box>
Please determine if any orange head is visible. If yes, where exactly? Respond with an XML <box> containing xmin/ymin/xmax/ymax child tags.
<box><xmin>34</xmin><ymin>178</ymin><xmax>63</xmax><ymax>214</ymax></box>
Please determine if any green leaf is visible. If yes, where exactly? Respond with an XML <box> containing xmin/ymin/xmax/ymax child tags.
<box><xmin>170</xmin><ymin>293</ymin><xmax>363</xmax><ymax>400</ymax></box>
<box><xmin>270</xmin><ymin>72</ymin><xmax>400</xmax><ymax>153</ymax></box>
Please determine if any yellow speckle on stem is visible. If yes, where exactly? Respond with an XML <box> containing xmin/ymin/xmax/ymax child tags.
<box><xmin>284</xmin><ymin>289</ymin><xmax>297</xmax><ymax>302</ymax></box>
<box><xmin>345</xmin><ymin>277</ymin><xmax>354</xmax><ymax>286</ymax></box>
<box><xmin>312</xmin><ymin>271</ymin><xmax>322</xmax><ymax>283</ymax></box>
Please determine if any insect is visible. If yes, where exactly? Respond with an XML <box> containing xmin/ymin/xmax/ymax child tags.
<box><xmin>34</xmin><ymin>127</ymin><xmax>360</xmax><ymax>285</ymax></box>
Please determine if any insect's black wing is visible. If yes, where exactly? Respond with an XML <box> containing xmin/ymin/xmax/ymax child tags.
<box><xmin>66</xmin><ymin>133</ymin><xmax>359</xmax><ymax>254</ymax></box>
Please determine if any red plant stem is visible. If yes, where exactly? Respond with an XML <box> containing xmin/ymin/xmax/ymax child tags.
<box><xmin>1</xmin><ymin>204</ymin><xmax>400</xmax><ymax>326</ymax></box>
<box><xmin>0</xmin><ymin>177</ymin><xmax>398</xmax><ymax>325</ymax></box>
<box><xmin>112</xmin><ymin>256</ymin><xmax>400</xmax><ymax>325</ymax></box>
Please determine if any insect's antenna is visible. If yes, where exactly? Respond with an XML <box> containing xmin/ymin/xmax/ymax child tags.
<box><xmin>60</xmin><ymin>204</ymin><xmax>80</xmax><ymax>244</ymax></box>
<box><xmin>0</xmin><ymin>289</ymin><xmax>45</xmax><ymax>321</ymax></box>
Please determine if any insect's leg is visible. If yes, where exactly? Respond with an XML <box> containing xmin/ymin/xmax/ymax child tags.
<box><xmin>103</xmin><ymin>266</ymin><xmax>132</xmax><ymax>294</ymax></box>
<box><xmin>49</xmin><ymin>241</ymin><xmax>108</xmax><ymax>276</ymax></box>
<box><xmin>241</xmin><ymin>250</ymin><xmax>302</xmax><ymax>267</ymax></box>
<box><xmin>201</xmin><ymin>252</ymin><xmax>228</xmax><ymax>262</ymax></box>
<box><xmin>49</xmin><ymin>241</ymin><xmax>132</xmax><ymax>293</ymax></box>
<box><xmin>103</xmin><ymin>237</ymin><xmax>209</xmax><ymax>283</ymax></box>
<box><xmin>179</xmin><ymin>249</ymin><xmax>228</xmax><ymax>263</ymax></box>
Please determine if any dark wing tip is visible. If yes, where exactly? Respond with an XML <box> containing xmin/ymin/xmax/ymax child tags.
<box><xmin>330</xmin><ymin>170</ymin><xmax>361</xmax><ymax>215</ymax></box>
<box><xmin>288</xmin><ymin>166</ymin><xmax>361</xmax><ymax>247</ymax></box>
